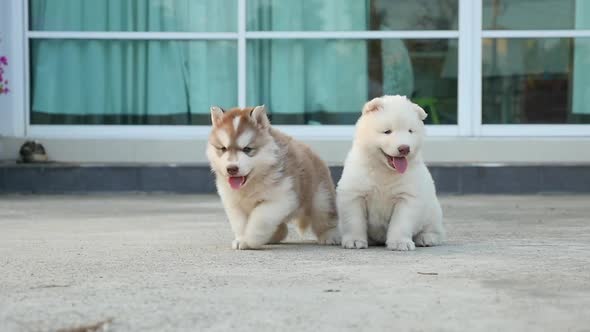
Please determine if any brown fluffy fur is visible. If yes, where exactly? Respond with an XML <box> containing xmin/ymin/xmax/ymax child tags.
<box><xmin>207</xmin><ymin>106</ymin><xmax>339</xmax><ymax>248</ymax></box>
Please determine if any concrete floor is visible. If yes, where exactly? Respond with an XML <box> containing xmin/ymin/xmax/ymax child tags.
<box><xmin>0</xmin><ymin>195</ymin><xmax>589</xmax><ymax>332</ymax></box>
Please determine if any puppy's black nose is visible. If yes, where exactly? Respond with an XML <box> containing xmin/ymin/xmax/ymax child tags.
<box><xmin>227</xmin><ymin>166</ymin><xmax>239</xmax><ymax>176</ymax></box>
<box><xmin>398</xmin><ymin>145</ymin><xmax>410</xmax><ymax>156</ymax></box>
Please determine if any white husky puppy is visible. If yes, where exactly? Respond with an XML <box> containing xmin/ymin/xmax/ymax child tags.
<box><xmin>207</xmin><ymin>105</ymin><xmax>340</xmax><ymax>250</ymax></box>
<box><xmin>337</xmin><ymin>95</ymin><xmax>445</xmax><ymax>251</ymax></box>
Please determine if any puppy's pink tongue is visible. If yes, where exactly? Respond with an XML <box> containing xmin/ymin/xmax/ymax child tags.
<box><xmin>393</xmin><ymin>157</ymin><xmax>408</xmax><ymax>174</ymax></box>
<box><xmin>228</xmin><ymin>176</ymin><xmax>245</xmax><ymax>190</ymax></box>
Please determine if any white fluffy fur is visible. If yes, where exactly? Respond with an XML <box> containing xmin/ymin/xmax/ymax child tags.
<box><xmin>219</xmin><ymin>175</ymin><xmax>297</xmax><ymax>250</ymax></box>
<box><xmin>337</xmin><ymin>95</ymin><xmax>445</xmax><ymax>251</ymax></box>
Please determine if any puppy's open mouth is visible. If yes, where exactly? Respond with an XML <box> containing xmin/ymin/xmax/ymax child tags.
<box><xmin>228</xmin><ymin>176</ymin><xmax>247</xmax><ymax>190</ymax></box>
<box><xmin>381</xmin><ymin>150</ymin><xmax>408</xmax><ymax>174</ymax></box>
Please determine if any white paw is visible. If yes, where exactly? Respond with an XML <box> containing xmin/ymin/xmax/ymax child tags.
<box><xmin>231</xmin><ymin>239</ymin><xmax>252</xmax><ymax>250</ymax></box>
<box><xmin>240</xmin><ymin>234</ymin><xmax>266</xmax><ymax>250</ymax></box>
<box><xmin>414</xmin><ymin>232</ymin><xmax>442</xmax><ymax>247</ymax></box>
<box><xmin>342</xmin><ymin>239</ymin><xmax>368</xmax><ymax>249</ymax></box>
<box><xmin>318</xmin><ymin>229</ymin><xmax>341</xmax><ymax>245</ymax></box>
<box><xmin>386</xmin><ymin>238</ymin><xmax>416</xmax><ymax>251</ymax></box>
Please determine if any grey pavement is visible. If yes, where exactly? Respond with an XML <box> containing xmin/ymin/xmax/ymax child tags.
<box><xmin>0</xmin><ymin>194</ymin><xmax>589</xmax><ymax>332</ymax></box>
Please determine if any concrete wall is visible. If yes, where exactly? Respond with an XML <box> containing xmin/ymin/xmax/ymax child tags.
<box><xmin>2</xmin><ymin>136</ymin><xmax>590</xmax><ymax>165</ymax></box>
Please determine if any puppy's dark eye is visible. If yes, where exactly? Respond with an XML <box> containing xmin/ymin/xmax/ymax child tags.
<box><xmin>383</xmin><ymin>130</ymin><xmax>392</xmax><ymax>135</ymax></box>
<box><xmin>219</xmin><ymin>147</ymin><xmax>227</xmax><ymax>152</ymax></box>
<box><xmin>242</xmin><ymin>147</ymin><xmax>253</xmax><ymax>154</ymax></box>
<box><xmin>409</xmin><ymin>129</ymin><xmax>414</xmax><ymax>134</ymax></box>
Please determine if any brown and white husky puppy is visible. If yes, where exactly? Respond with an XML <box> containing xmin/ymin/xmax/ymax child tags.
<box><xmin>206</xmin><ymin>105</ymin><xmax>340</xmax><ymax>250</ymax></box>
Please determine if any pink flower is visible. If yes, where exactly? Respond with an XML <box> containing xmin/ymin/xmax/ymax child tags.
<box><xmin>0</xmin><ymin>57</ymin><xmax>9</xmax><ymax>94</ymax></box>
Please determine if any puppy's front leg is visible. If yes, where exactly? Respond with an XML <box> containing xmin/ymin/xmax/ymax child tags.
<box><xmin>218</xmin><ymin>183</ymin><xmax>249</xmax><ymax>249</ymax></box>
<box><xmin>386</xmin><ymin>200</ymin><xmax>420</xmax><ymax>251</ymax></box>
<box><xmin>223</xmin><ymin>204</ymin><xmax>248</xmax><ymax>250</ymax></box>
<box><xmin>338</xmin><ymin>192</ymin><xmax>368</xmax><ymax>249</ymax></box>
<box><xmin>240</xmin><ymin>197</ymin><xmax>296</xmax><ymax>250</ymax></box>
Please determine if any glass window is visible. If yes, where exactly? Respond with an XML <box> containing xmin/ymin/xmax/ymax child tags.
<box><xmin>29</xmin><ymin>0</ymin><xmax>237</xmax><ymax>32</ymax></box>
<box><xmin>482</xmin><ymin>38</ymin><xmax>590</xmax><ymax>124</ymax></box>
<box><xmin>30</xmin><ymin>39</ymin><xmax>237</xmax><ymax>125</ymax></box>
<box><xmin>247</xmin><ymin>0</ymin><xmax>458</xmax><ymax>31</ymax></box>
<box><xmin>483</xmin><ymin>0</ymin><xmax>590</xmax><ymax>30</ymax></box>
<box><xmin>247</xmin><ymin>39</ymin><xmax>457</xmax><ymax>125</ymax></box>
<box><xmin>28</xmin><ymin>0</ymin><xmax>460</xmax><ymax>127</ymax></box>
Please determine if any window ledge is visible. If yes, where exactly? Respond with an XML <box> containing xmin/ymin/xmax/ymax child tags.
<box><xmin>2</xmin><ymin>136</ymin><xmax>590</xmax><ymax>165</ymax></box>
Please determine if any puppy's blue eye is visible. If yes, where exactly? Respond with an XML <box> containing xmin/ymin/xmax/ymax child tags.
<box><xmin>409</xmin><ymin>129</ymin><xmax>414</xmax><ymax>134</ymax></box>
<box><xmin>243</xmin><ymin>147</ymin><xmax>252</xmax><ymax>153</ymax></box>
<box><xmin>383</xmin><ymin>130</ymin><xmax>392</xmax><ymax>135</ymax></box>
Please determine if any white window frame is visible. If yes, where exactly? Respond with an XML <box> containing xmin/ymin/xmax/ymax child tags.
<box><xmin>11</xmin><ymin>0</ymin><xmax>590</xmax><ymax>140</ymax></box>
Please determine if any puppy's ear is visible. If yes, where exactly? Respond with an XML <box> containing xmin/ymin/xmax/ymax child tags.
<box><xmin>362</xmin><ymin>97</ymin><xmax>383</xmax><ymax>114</ymax></box>
<box><xmin>250</xmin><ymin>105</ymin><xmax>270</xmax><ymax>128</ymax></box>
<box><xmin>210</xmin><ymin>106</ymin><xmax>224</xmax><ymax>126</ymax></box>
<box><xmin>414</xmin><ymin>104</ymin><xmax>428</xmax><ymax>121</ymax></box>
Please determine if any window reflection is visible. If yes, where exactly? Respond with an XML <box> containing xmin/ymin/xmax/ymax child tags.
<box><xmin>248</xmin><ymin>39</ymin><xmax>457</xmax><ymax>125</ymax></box>
<box><xmin>482</xmin><ymin>38</ymin><xmax>590</xmax><ymax>124</ymax></box>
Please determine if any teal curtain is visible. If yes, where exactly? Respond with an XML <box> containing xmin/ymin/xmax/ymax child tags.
<box><xmin>246</xmin><ymin>0</ymin><xmax>369</xmax><ymax>124</ymax></box>
<box><xmin>573</xmin><ymin>0</ymin><xmax>590</xmax><ymax>115</ymax></box>
<box><xmin>30</xmin><ymin>0</ymin><xmax>237</xmax><ymax>124</ymax></box>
